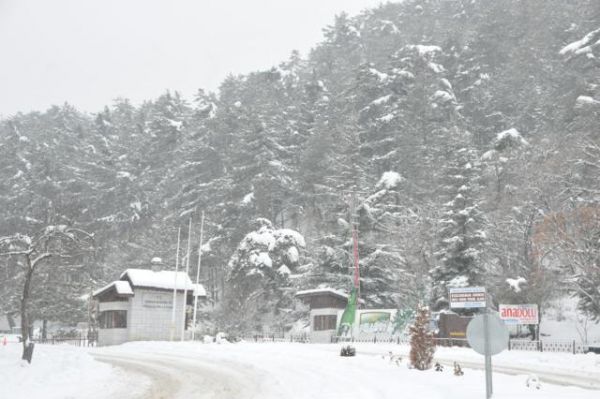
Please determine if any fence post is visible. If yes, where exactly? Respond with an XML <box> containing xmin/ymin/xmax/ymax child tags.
<box><xmin>508</xmin><ymin>340</ymin><xmax>511</xmax><ymax>351</ymax></box>
<box><xmin>573</xmin><ymin>340</ymin><xmax>576</xmax><ymax>355</ymax></box>
<box><xmin>374</xmin><ymin>335</ymin><xmax>377</xmax><ymax>344</ymax></box>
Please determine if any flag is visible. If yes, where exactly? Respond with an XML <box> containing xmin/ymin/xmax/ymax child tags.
<box><xmin>338</xmin><ymin>287</ymin><xmax>358</xmax><ymax>336</ymax></box>
<box><xmin>338</xmin><ymin>224</ymin><xmax>360</xmax><ymax>336</ymax></box>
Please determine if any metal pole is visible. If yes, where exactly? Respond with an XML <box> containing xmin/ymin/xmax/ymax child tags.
<box><xmin>192</xmin><ymin>211</ymin><xmax>205</xmax><ymax>341</ymax></box>
<box><xmin>181</xmin><ymin>217</ymin><xmax>193</xmax><ymax>341</ymax></box>
<box><xmin>170</xmin><ymin>227</ymin><xmax>181</xmax><ymax>341</ymax></box>
<box><xmin>484</xmin><ymin>294</ymin><xmax>493</xmax><ymax>399</ymax></box>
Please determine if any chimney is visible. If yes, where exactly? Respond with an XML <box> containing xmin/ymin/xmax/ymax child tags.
<box><xmin>150</xmin><ymin>257</ymin><xmax>163</xmax><ymax>272</ymax></box>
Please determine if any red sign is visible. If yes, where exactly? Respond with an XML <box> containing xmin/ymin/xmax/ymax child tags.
<box><xmin>499</xmin><ymin>304</ymin><xmax>539</xmax><ymax>325</ymax></box>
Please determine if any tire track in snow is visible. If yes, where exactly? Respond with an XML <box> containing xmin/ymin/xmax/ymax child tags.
<box><xmin>93</xmin><ymin>352</ymin><xmax>263</xmax><ymax>399</ymax></box>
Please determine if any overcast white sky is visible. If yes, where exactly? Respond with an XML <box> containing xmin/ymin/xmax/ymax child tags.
<box><xmin>0</xmin><ymin>0</ymin><xmax>386</xmax><ymax>116</ymax></box>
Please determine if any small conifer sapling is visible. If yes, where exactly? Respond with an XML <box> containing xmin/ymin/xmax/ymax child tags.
<box><xmin>409</xmin><ymin>304</ymin><xmax>436</xmax><ymax>370</ymax></box>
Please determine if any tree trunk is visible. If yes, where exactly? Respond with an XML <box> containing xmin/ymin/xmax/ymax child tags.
<box><xmin>20</xmin><ymin>257</ymin><xmax>34</xmax><ymax>360</ymax></box>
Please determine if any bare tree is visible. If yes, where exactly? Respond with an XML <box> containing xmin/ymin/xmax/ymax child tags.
<box><xmin>0</xmin><ymin>225</ymin><xmax>93</xmax><ymax>360</ymax></box>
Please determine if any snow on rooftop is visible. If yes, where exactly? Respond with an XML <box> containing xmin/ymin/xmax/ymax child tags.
<box><xmin>92</xmin><ymin>280</ymin><xmax>134</xmax><ymax>297</ymax></box>
<box><xmin>120</xmin><ymin>268</ymin><xmax>196</xmax><ymax>291</ymax></box>
<box><xmin>295</xmin><ymin>287</ymin><xmax>349</xmax><ymax>299</ymax></box>
<box><xmin>193</xmin><ymin>283</ymin><xmax>207</xmax><ymax>297</ymax></box>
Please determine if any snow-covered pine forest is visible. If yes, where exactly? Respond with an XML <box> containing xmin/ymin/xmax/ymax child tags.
<box><xmin>1</xmin><ymin>0</ymin><xmax>600</xmax><ymax>334</ymax></box>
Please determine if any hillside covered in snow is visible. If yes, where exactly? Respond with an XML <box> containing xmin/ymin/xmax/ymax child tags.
<box><xmin>1</xmin><ymin>0</ymin><xmax>600</xmax><ymax>335</ymax></box>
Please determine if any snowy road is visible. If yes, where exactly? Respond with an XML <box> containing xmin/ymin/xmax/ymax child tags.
<box><xmin>93</xmin><ymin>352</ymin><xmax>263</xmax><ymax>399</ymax></box>
<box><xmin>91</xmin><ymin>342</ymin><xmax>600</xmax><ymax>399</ymax></box>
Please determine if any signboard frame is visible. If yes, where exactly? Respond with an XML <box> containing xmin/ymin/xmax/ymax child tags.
<box><xmin>449</xmin><ymin>286</ymin><xmax>487</xmax><ymax>309</ymax></box>
<box><xmin>499</xmin><ymin>304</ymin><xmax>539</xmax><ymax>325</ymax></box>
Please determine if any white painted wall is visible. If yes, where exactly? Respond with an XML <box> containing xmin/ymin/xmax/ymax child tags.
<box><xmin>309</xmin><ymin>308</ymin><xmax>340</xmax><ymax>343</ymax></box>
<box><xmin>98</xmin><ymin>301</ymin><xmax>130</xmax><ymax>346</ymax></box>
<box><xmin>97</xmin><ymin>289</ymin><xmax>189</xmax><ymax>346</ymax></box>
<box><xmin>128</xmin><ymin>288</ymin><xmax>187</xmax><ymax>342</ymax></box>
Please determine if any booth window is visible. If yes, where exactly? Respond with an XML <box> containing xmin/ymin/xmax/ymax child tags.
<box><xmin>99</xmin><ymin>310</ymin><xmax>127</xmax><ymax>329</ymax></box>
<box><xmin>313</xmin><ymin>315</ymin><xmax>337</xmax><ymax>331</ymax></box>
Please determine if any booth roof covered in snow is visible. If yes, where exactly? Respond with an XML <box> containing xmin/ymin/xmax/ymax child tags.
<box><xmin>295</xmin><ymin>287</ymin><xmax>350</xmax><ymax>300</ymax></box>
<box><xmin>93</xmin><ymin>268</ymin><xmax>207</xmax><ymax>299</ymax></box>
<box><xmin>120</xmin><ymin>268</ymin><xmax>199</xmax><ymax>291</ymax></box>
<box><xmin>92</xmin><ymin>280</ymin><xmax>134</xmax><ymax>298</ymax></box>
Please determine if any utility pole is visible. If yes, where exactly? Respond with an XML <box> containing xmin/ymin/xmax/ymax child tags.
<box><xmin>181</xmin><ymin>218</ymin><xmax>193</xmax><ymax>341</ymax></box>
<box><xmin>192</xmin><ymin>211</ymin><xmax>205</xmax><ymax>341</ymax></box>
<box><xmin>484</xmin><ymin>292</ymin><xmax>493</xmax><ymax>399</ymax></box>
<box><xmin>170</xmin><ymin>227</ymin><xmax>181</xmax><ymax>341</ymax></box>
<box><xmin>350</xmin><ymin>193</ymin><xmax>361</xmax><ymax>306</ymax></box>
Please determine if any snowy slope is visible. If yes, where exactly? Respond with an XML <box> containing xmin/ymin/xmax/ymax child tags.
<box><xmin>0</xmin><ymin>343</ymin><xmax>148</xmax><ymax>399</ymax></box>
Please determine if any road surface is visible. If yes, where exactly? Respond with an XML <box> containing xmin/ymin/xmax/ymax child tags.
<box><xmin>91</xmin><ymin>342</ymin><xmax>599</xmax><ymax>399</ymax></box>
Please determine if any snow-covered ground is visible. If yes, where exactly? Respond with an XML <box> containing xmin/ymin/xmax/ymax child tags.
<box><xmin>2</xmin><ymin>340</ymin><xmax>600</xmax><ymax>399</ymax></box>
<box><xmin>0</xmin><ymin>342</ymin><xmax>149</xmax><ymax>399</ymax></box>
<box><xmin>540</xmin><ymin>297</ymin><xmax>600</xmax><ymax>343</ymax></box>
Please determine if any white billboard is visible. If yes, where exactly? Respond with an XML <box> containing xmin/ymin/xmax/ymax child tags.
<box><xmin>499</xmin><ymin>304</ymin><xmax>539</xmax><ymax>325</ymax></box>
<box><xmin>449</xmin><ymin>287</ymin><xmax>486</xmax><ymax>308</ymax></box>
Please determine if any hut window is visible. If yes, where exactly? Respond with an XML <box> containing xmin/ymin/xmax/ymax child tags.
<box><xmin>313</xmin><ymin>315</ymin><xmax>337</xmax><ymax>331</ymax></box>
<box><xmin>99</xmin><ymin>310</ymin><xmax>127</xmax><ymax>329</ymax></box>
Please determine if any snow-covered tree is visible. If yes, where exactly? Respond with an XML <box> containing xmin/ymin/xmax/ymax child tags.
<box><xmin>431</xmin><ymin>146</ymin><xmax>488</xmax><ymax>310</ymax></box>
<box><xmin>223</xmin><ymin>218</ymin><xmax>306</xmax><ymax>334</ymax></box>
<box><xmin>0</xmin><ymin>226</ymin><xmax>93</xmax><ymax>360</ymax></box>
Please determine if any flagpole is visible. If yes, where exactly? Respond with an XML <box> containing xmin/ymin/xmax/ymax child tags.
<box><xmin>191</xmin><ymin>211</ymin><xmax>205</xmax><ymax>341</ymax></box>
<box><xmin>352</xmin><ymin>224</ymin><xmax>360</xmax><ymax>307</ymax></box>
<box><xmin>170</xmin><ymin>227</ymin><xmax>181</xmax><ymax>341</ymax></box>
<box><xmin>351</xmin><ymin>193</ymin><xmax>360</xmax><ymax>307</ymax></box>
<box><xmin>181</xmin><ymin>217</ymin><xmax>193</xmax><ymax>341</ymax></box>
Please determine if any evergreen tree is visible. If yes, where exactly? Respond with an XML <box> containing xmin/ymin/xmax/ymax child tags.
<box><xmin>409</xmin><ymin>304</ymin><xmax>435</xmax><ymax>370</ymax></box>
<box><xmin>431</xmin><ymin>145</ymin><xmax>488</xmax><ymax>310</ymax></box>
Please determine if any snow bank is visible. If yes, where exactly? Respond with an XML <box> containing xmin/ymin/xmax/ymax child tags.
<box><xmin>0</xmin><ymin>344</ymin><xmax>148</xmax><ymax>399</ymax></box>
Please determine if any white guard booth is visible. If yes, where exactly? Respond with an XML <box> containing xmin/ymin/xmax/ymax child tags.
<box><xmin>92</xmin><ymin>269</ymin><xmax>206</xmax><ymax>346</ymax></box>
<box><xmin>295</xmin><ymin>288</ymin><xmax>350</xmax><ymax>343</ymax></box>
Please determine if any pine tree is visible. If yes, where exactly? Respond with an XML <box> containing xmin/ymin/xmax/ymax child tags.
<box><xmin>431</xmin><ymin>145</ymin><xmax>488</xmax><ymax>310</ymax></box>
<box><xmin>409</xmin><ymin>304</ymin><xmax>435</xmax><ymax>371</ymax></box>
